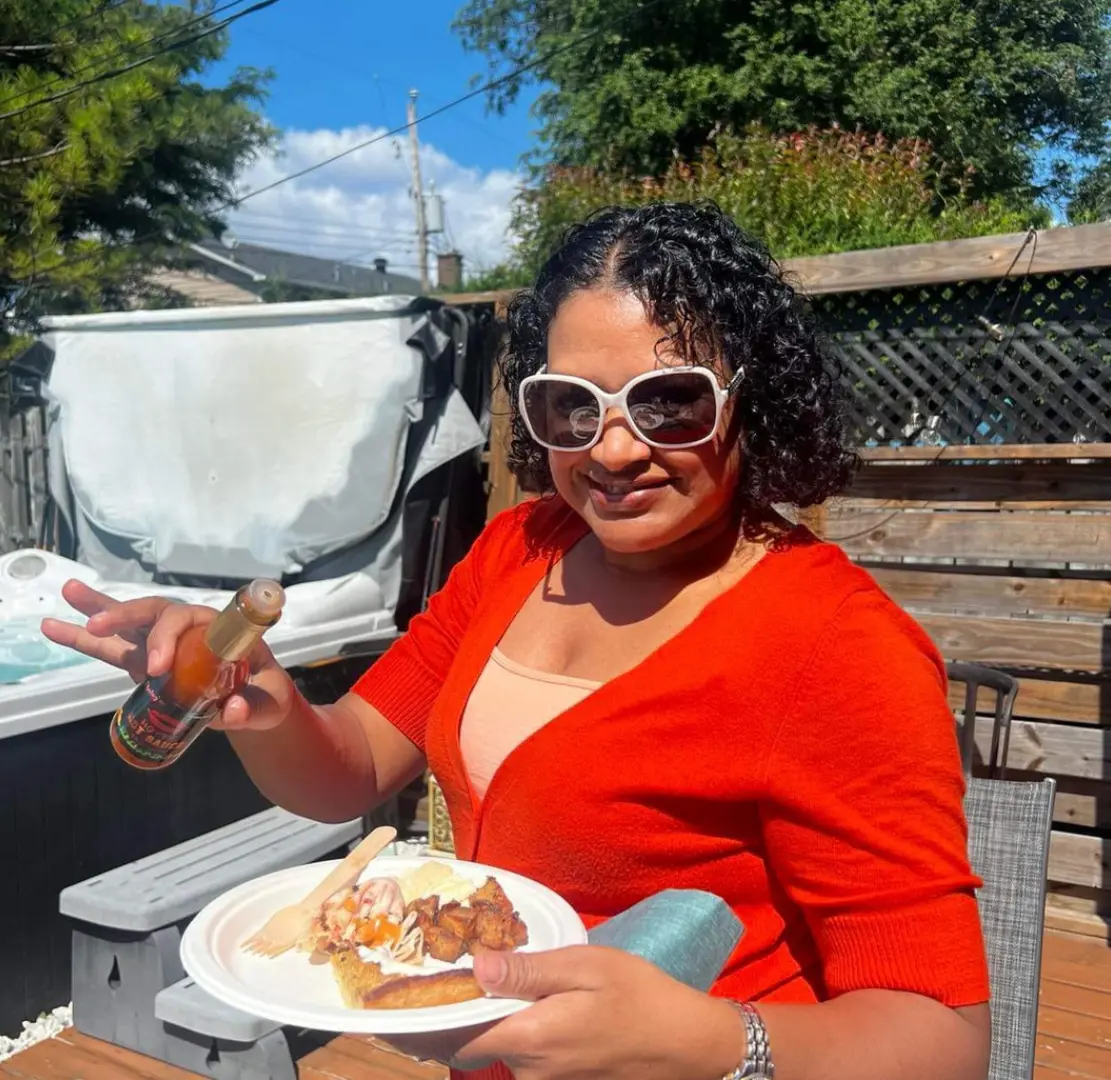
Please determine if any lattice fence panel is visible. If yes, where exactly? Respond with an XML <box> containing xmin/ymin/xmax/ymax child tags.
<box><xmin>814</xmin><ymin>268</ymin><xmax>1111</xmax><ymax>445</ymax></box>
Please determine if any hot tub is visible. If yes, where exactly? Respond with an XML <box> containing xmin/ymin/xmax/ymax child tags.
<box><xmin>0</xmin><ymin>549</ymin><xmax>401</xmax><ymax>1037</ymax></box>
<box><xmin>0</xmin><ymin>294</ymin><xmax>486</xmax><ymax>1036</ymax></box>
<box><xmin>0</xmin><ymin>547</ymin><xmax>398</xmax><ymax>740</ymax></box>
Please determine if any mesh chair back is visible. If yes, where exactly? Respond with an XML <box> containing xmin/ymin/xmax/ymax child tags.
<box><xmin>965</xmin><ymin>777</ymin><xmax>1056</xmax><ymax>1080</ymax></box>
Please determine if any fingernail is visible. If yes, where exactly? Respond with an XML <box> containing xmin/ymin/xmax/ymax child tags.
<box><xmin>474</xmin><ymin>951</ymin><xmax>508</xmax><ymax>988</ymax></box>
<box><xmin>148</xmin><ymin>650</ymin><xmax>161</xmax><ymax>670</ymax></box>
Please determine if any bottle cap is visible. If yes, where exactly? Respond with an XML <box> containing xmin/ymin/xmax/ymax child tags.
<box><xmin>240</xmin><ymin>579</ymin><xmax>286</xmax><ymax>626</ymax></box>
<box><xmin>204</xmin><ymin>579</ymin><xmax>286</xmax><ymax>661</ymax></box>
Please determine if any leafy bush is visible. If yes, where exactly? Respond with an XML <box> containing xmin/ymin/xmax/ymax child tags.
<box><xmin>492</xmin><ymin>124</ymin><xmax>1046</xmax><ymax>283</ymax></box>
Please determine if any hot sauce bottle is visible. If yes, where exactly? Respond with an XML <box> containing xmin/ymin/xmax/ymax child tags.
<box><xmin>109</xmin><ymin>579</ymin><xmax>286</xmax><ymax>770</ymax></box>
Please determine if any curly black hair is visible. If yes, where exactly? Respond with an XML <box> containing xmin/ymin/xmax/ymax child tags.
<box><xmin>498</xmin><ymin>201</ymin><xmax>857</xmax><ymax>516</ymax></box>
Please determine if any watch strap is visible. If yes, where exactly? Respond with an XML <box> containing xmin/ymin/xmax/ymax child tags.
<box><xmin>720</xmin><ymin>1001</ymin><xmax>774</xmax><ymax>1080</ymax></box>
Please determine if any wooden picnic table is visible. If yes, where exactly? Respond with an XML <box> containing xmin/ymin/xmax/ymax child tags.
<box><xmin>2</xmin><ymin>929</ymin><xmax>1109</xmax><ymax>1080</ymax></box>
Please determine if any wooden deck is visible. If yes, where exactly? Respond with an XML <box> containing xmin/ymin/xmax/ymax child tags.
<box><xmin>1037</xmin><ymin>931</ymin><xmax>1111</xmax><ymax>1080</ymax></box>
<box><xmin>3</xmin><ymin>930</ymin><xmax>1109</xmax><ymax>1080</ymax></box>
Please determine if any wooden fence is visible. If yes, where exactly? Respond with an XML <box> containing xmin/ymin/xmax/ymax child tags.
<box><xmin>812</xmin><ymin>446</ymin><xmax>1111</xmax><ymax>936</ymax></box>
<box><xmin>461</xmin><ymin>221</ymin><xmax>1111</xmax><ymax>935</ymax></box>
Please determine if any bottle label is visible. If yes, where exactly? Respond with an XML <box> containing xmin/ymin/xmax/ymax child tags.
<box><xmin>111</xmin><ymin>675</ymin><xmax>221</xmax><ymax>766</ymax></box>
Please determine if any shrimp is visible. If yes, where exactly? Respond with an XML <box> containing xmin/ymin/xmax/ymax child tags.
<box><xmin>354</xmin><ymin>877</ymin><xmax>405</xmax><ymax>922</ymax></box>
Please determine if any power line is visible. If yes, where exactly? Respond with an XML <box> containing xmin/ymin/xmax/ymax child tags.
<box><xmin>234</xmin><ymin>234</ymin><xmax>416</xmax><ymax>254</ymax></box>
<box><xmin>441</xmin><ymin>203</ymin><xmax>459</xmax><ymax>252</ymax></box>
<box><xmin>0</xmin><ymin>0</ymin><xmax>276</xmax><ymax>122</ymax></box>
<box><xmin>233</xmin><ymin>207</ymin><xmax>406</xmax><ymax>225</ymax></box>
<box><xmin>348</xmin><ymin>260</ymin><xmax>424</xmax><ymax>271</ymax></box>
<box><xmin>9</xmin><ymin>0</ymin><xmax>667</xmax><ymax>291</ymax></box>
<box><xmin>250</xmin><ymin>48</ymin><xmax>521</xmax><ymax>150</ymax></box>
<box><xmin>0</xmin><ymin>0</ymin><xmax>252</xmax><ymax>112</ymax></box>
<box><xmin>230</xmin><ymin>212</ymin><xmax>415</xmax><ymax>241</ymax></box>
<box><xmin>233</xmin><ymin>235</ymin><xmax>416</xmax><ymax>255</ymax></box>
<box><xmin>338</xmin><ymin>243</ymin><xmax>423</xmax><ymax>264</ymax></box>
<box><xmin>232</xmin><ymin>223</ymin><xmax>417</xmax><ymax>246</ymax></box>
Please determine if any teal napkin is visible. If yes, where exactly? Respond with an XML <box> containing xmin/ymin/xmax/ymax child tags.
<box><xmin>586</xmin><ymin>889</ymin><xmax>744</xmax><ymax>991</ymax></box>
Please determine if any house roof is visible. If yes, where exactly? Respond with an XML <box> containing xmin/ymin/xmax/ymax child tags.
<box><xmin>148</xmin><ymin>268</ymin><xmax>263</xmax><ymax>307</ymax></box>
<box><xmin>189</xmin><ymin>240</ymin><xmax>423</xmax><ymax>296</ymax></box>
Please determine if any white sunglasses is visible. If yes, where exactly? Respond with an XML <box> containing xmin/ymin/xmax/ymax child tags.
<box><xmin>518</xmin><ymin>365</ymin><xmax>744</xmax><ymax>452</ymax></box>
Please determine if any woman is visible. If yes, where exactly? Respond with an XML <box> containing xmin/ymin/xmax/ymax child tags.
<box><xmin>44</xmin><ymin>202</ymin><xmax>991</xmax><ymax>1080</ymax></box>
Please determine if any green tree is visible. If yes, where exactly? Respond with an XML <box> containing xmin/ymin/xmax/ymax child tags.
<box><xmin>1068</xmin><ymin>159</ymin><xmax>1111</xmax><ymax>224</ymax></box>
<box><xmin>1</xmin><ymin>0</ymin><xmax>273</xmax><ymax>356</ymax></box>
<box><xmin>442</xmin><ymin>261</ymin><xmax>532</xmax><ymax>293</ymax></box>
<box><xmin>454</xmin><ymin>0</ymin><xmax>1111</xmax><ymax>206</ymax></box>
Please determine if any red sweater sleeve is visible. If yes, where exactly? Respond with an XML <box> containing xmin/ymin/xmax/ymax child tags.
<box><xmin>349</xmin><ymin>506</ymin><xmax>522</xmax><ymax>750</ymax></box>
<box><xmin>760</xmin><ymin>589</ymin><xmax>990</xmax><ymax>1007</ymax></box>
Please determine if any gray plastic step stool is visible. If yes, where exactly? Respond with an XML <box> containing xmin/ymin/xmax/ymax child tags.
<box><xmin>59</xmin><ymin>806</ymin><xmax>361</xmax><ymax>1077</ymax></box>
<box><xmin>155</xmin><ymin>977</ymin><xmax>293</xmax><ymax>1080</ymax></box>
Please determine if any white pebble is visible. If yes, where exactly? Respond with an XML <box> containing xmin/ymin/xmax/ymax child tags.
<box><xmin>0</xmin><ymin>1004</ymin><xmax>72</xmax><ymax>1063</ymax></box>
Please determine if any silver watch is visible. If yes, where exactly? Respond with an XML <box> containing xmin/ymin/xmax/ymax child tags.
<box><xmin>720</xmin><ymin>1001</ymin><xmax>775</xmax><ymax>1080</ymax></box>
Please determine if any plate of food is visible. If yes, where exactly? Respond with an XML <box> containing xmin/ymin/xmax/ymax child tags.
<box><xmin>180</xmin><ymin>828</ymin><xmax>587</xmax><ymax>1034</ymax></box>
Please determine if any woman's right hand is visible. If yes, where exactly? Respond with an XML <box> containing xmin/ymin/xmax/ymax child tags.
<box><xmin>40</xmin><ymin>579</ymin><xmax>297</xmax><ymax>731</ymax></box>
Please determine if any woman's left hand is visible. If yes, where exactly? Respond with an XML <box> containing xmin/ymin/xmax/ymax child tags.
<box><xmin>442</xmin><ymin>944</ymin><xmax>744</xmax><ymax>1079</ymax></box>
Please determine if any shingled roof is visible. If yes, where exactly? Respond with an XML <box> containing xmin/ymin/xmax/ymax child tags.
<box><xmin>188</xmin><ymin>240</ymin><xmax>423</xmax><ymax>297</ymax></box>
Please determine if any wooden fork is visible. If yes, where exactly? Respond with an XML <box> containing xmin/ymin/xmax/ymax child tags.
<box><xmin>241</xmin><ymin>825</ymin><xmax>398</xmax><ymax>958</ymax></box>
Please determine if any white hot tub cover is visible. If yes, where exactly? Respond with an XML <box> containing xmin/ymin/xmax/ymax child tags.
<box><xmin>40</xmin><ymin>296</ymin><xmax>485</xmax><ymax>606</ymax></box>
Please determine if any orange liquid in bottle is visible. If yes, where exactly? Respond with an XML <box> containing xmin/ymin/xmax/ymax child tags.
<box><xmin>110</xmin><ymin>580</ymin><xmax>285</xmax><ymax>770</ymax></box>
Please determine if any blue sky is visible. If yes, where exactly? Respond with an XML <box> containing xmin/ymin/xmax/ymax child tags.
<box><xmin>205</xmin><ymin>0</ymin><xmax>542</xmax><ymax>278</ymax></box>
<box><xmin>210</xmin><ymin>0</ymin><xmax>539</xmax><ymax>174</ymax></box>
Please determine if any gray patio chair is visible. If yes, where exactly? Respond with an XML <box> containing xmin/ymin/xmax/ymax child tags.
<box><xmin>949</xmin><ymin>661</ymin><xmax>1020</xmax><ymax>778</ymax></box>
<box><xmin>965</xmin><ymin>776</ymin><xmax>1056</xmax><ymax>1080</ymax></box>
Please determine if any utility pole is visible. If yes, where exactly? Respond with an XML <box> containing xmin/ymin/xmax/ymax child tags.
<box><xmin>406</xmin><ymin>88</ymin><xmax>429</xmax><ymax>294</ymax></box>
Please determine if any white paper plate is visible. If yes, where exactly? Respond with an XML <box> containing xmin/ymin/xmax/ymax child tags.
<box><xmin>180</xmin><ymin>855</ymin><xmax>587</xmax><ymax>1034</ymax></box>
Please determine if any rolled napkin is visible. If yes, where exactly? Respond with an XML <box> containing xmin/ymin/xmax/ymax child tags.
<box><xmin>586</xmin><ymin>889</ymin><xmax>744</xmax><ymax>992</ymax></box>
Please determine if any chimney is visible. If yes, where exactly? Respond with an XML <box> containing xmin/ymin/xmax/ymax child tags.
<box><xmin>437</xmin><ymin>251</ymin><xmax>463</xmax><ymax>290</ymax></box>
<box><xmin>373</xmin><ymin>257</ymin><xmax>388</xmax><ymax>274</ymax></box>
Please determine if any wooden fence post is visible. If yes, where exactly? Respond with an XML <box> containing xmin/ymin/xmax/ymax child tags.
<box><xmin>484</xmin><ymin>299</ymin><xmax>520</xmax><ymax>521</ymax></box>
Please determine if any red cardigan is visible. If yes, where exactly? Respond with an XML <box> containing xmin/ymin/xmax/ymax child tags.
<box><xmin>354</xmin><ymin>497</ymin><xmax>989</xmax><ymax>1012</ymax></box>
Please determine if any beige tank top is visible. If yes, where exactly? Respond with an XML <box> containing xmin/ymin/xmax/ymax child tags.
<box><xmin>459</xmin><ymin>647</ymin><xmax>601</xmax><ymax>801</ymax></box>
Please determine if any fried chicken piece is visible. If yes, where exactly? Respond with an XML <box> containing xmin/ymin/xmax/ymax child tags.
<box><xmin>468</xmin><ymin>876</ymin><xmax>514</xmax><ymax>916</ymax></box>
<box><xmin>359</xmin><ymin>969</ymin><xmax>486</xmax><ymax>1009</ymax></box>
<box><xmin>471</xmin><ymin>904</ymin><xmax>530</xmax><ymax>951</ymax></box>
<box><xmin>404</xmin><ymin>895</ymin><xmax>440</xmax><ymax>935</ymax></box>
<box><xmin>405</xmin><ymin>895</ymin><xmax>440</xmax><ymax>921</ymax></box>
<box><xmin>436</xmin><ymin>901</ymin><xmax>478</xmax><ymax>940</ymax></box>
<box><xmin>423</xmin><ymin>923</ymin><xmax>467</xmax><ymax>963</ymax></box>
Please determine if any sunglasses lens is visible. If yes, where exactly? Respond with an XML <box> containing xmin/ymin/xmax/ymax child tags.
<box><xmin>523</xmin><ymin>379</ymin><xmax>601</xmax><ymax>448</ymax></box>
<box><xmin>626</xmin><ymin>371</ymin><xmax>719</xmax><ymax>445</ymax></box>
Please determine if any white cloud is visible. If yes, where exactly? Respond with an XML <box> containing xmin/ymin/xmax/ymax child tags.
<box><xmin>222</xmin><ymin>123</ymin><xmax>523</xmax><ymax>283</ymax></box>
